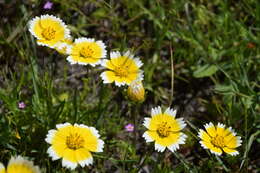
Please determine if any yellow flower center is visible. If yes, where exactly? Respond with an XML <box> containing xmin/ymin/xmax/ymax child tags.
<box><xmin>114</xmin><ymin>67</ymin><xmax>128</xmax><ymax>77</ymax></box>
<box><xmin>80</xmin><ymin>46</ymin><xmax>94</xmax><ymax>59</ymax></box>
<box><xmin>211</xmin><ymin>135</ymin><xmax>225</xmax><ymax>148</ymax></box>
<box><xmin>42</xmin><ymin>27</ymin><xmax>56</xmax><ymax>40</ymax></box>
<box><xmin>157</xmin><ymin>122</ymin><xmax>171</xmax><ymax>138</ymax></box>
<box><xmin>66</xmin><ymin>133</ymin><xmax>85</xmax><ymax>150</ymax></box>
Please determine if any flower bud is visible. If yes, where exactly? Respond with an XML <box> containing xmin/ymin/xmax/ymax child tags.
<box><xmin>127</xmin><ymin>80</ymin><xmax>145</xmax><ymax>103</ymax></box>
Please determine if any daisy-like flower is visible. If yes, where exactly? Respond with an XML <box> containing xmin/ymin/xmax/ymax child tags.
<box><xmin>67</xmin><ymin>38</ymin><xmax>106</xmax><ymax>66</ymax></box>
<box><xmin>100</xmin><ymin>51</ymin><xmax>143</xmax><ymax>86</ymax></box>
<box><xmin>55</xmin><ymin>38</ymin><xmax>73</xmax><ymax>55</ymax></box>
<box><xmin>127</xmin><ymin>80</ymin><xmax>145</xmax><ymax>102</ymax></box>
<box><xmin>198</xmin><ymin>122</ymin><xmax>242</xmax><ymax>156</ymax></box>
<box><xmin>142</xmin><ymin>106</ymin><xmax>187</xmax><ymax>152</ymax></box>
<box><xmin>0</xmin><ymin>156</ymin><xmax>41</xmax><ymax>173</ymax></box>
<box><xmin>45</xmin><ymin>123</ymin><xmax>104</xmax><ymax>170</ymax></box>
<box><xmin>28</xmin><ymin>14</ymin><xmax>70</xmax><ymax>48</ymax></box>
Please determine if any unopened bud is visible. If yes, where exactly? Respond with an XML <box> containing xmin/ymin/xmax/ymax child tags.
<box><xmin>127</xmin><ymin>80</ymin><xmax>145</xmax><ymax>102</ymax></box>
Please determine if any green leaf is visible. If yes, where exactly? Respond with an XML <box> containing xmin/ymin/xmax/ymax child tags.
<box><xmin>193</xmin><ymin>64</ymin><xmax>218</xmax><ymax>78</ymax></box>
<box><xmin>214</xmin><ymin>84</ymin><xmax>235</xmax><ymax>94</ymax></box>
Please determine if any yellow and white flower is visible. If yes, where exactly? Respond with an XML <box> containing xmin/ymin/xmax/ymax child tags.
<box><xmin>28</xmin><ymin>14</ymin><xmax>70</xmax><ymax>48</ymax></box>
<box><xmin>142</xmin><ymin>106</ymin><xmax>187</xmax><ymax>152</ymax></box>
<box><xmin>198</xmin><ymin>122</ymin><xmax>242</xmax><ymax>156</ymax></box>
<box><xmin>127</xmin><ymin>80</ymin><xmax>145</xmax><ymax>102</ymax></box>
<box><xmin>55</xmin><ymin>38</ymin><xmax>73</xmax><ymax>55</ymax></box>
<box><xmin>0</xmin><ymin>156</ymin><xmax>41</xmax><ymax>173</ymax></box>
<box><xmin>100</xmin><ymin>51</ymin><xmax>143</xmax><ymax>86</ymax></box>
<box><xmin>45</xmin><ymin>123</ymin><xmax>104</xmax><ymax>170</ymax></box>
<box><xmin>0</xmin><ymin>163</ymin><xmax>5</xmax><ymax>173</ymax></box>
<box><xmin>67</xmin><ymin>38</ymin><xmax>106</xmax><ymax>66</ymax></box>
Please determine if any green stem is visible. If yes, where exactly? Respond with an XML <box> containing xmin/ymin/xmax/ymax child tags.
<box><xmin>174</xmin><ymin>153</ymin><xmax>193</xmax><ymax>173</ymax></box>
<box><xmin>215</xmin><ymin>155</ymin><xmax>229</xmax><ymax>172</ymax></box>
<box><xmin>244</xmin><ymin>105</ymin><xmax>248</xmax><ymax>171</ymax></box>
<box><xmin>169</xmin><ymin>43</ymin><xmax>174</xmax><ymax>107</ymax></box>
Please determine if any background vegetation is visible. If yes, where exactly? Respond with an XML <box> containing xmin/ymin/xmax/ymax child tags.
<box><xmin>0</xmin><ymin>0</ymin><xmax>259</xmax><ymax>172</ymax></box>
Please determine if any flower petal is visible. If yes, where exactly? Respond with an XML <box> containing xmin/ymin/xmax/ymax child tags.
<box><xmin>204</xmin><ymin>122</ymin><xmax>217</xmax><ymax>137</ymax></box>
<box><xmin>164</xmin><ymin>107</ymin><xmax>177</xmax><ymax>117</ymax></box>
<box><xmin>142</xmin><ymin>131</ymin><xmax>154</xmax><ymax>142</ymax></box>
<box><xmin>223</xmin><ymin>147</ymin><xmax>239</xmax><ymax>156</ymax></box>
<box><xmin>225</xmin><ymin>134</ymin><xmax>242</xmax><ymax>148</ymax></box>
<box><xmin>100</xmin><ymin>71</ymin><xmax>116</xmax><ymax>84</ymax></box>
<box><xmin>143</xmin><ymin>118</ymin><xmax>151</xmax><ymax>129</ymax></box>
<box><xmin>198</xmin><ymin>129</ymin><xmax>211</xmax><ymax>143</ymax></box>
<box><xmin>62</xmin><ymin>158</ymin><xmax>77</xmax><ymax>170</ymax></box>
<box><xmin>75</xmin><ymin>148</ymin><xmax>93</xmax><ymax>167</ymax></box>
<box><xmin>154</xmin><ymin>143</ymin><xmax>166</xmax><ymax>152</ymax></box>
<box><xmin>200</xmin><ymin>141</ymin><xmax>222</xmax><ymax>155</ymax></box>
<box><xmin>151</xmin><ymin>106</ymin><xmax>162</xmax><ymax>116</ymax></box>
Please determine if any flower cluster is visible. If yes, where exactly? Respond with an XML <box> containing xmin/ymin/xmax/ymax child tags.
<box><xmin>26</xmin><ymin>14</ymin><xmax>243</xmax><ymax>171</ymax></box>
<box><xmin>142</xmin><ymin>107</ymin><xmax>242</xmax><ymax>156</ymax></box>
<box><xmin>28</xmin><ymin>14</ymin><xmax>144</xmax><ymax>89</ymax></box>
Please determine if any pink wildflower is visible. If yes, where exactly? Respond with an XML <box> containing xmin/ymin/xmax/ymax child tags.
<box><xmin>43</xmin><ymin>1</ymin><xmax>53</xmax><ymax>10</ymax></box>
<box><xmin>125</xmin><ymin>123</ymin><xmax>134</xmax><ymax>132</ymax></box>
<box><xmin>18</xmin><ymin>102</ymin><xmax>26</xmax><ymax>109</ymax></box>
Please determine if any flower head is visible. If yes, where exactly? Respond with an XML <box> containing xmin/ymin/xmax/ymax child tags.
<box><xmin>18</xmin><ymin>101</ymin><xmax>26</xmax><ymax>109</ymax></box>
<box><xmin>43</xmin><ymin>1</ymin><xmax>53</xmax><ymax>10</ymax></box>
<box><xmin>125</xmin><ymin>123</ymin><xmax>134</xmax><ymax>132</ymax></box>
<box><xmin>198</xmin><ymin>122</ymin><xmax>242</xmax><ymax>156</ymax></box>
<box><xmin>0</xmin><ymin>156</ymin><xmax>41</xmax><ymax>173</ymax></box>
<box><xmin>142</xmin><ymin>106</ymin><xmax>187</xmax><ymax>152</ymax></box>
<box><xmin>28</xmin><ymin>14</ymin><xmax>70</xmax><ymax>48</ymax></box>
<box><xmin>67</xmin><ymin>38</ymin><xmax>106</xmax><ymax>66</ymax></box>
<box><xmin>100</xmin><ymin>51</ymin><xmax>143</xmax><ymax>86</ymax></box>
<box><xmin>55</xmin><ymin>38</ymin><xmax>73</xmax><ymax>55</ymax></box>
<box><xmin>127</xmin><ymin>80</ymin><xmax>145</xmax><ymax>102</ymax></box>
<box><xmin>45</xmin><ymin>123</ymin><xmax>104</xmax><ymax>170</ymax></box>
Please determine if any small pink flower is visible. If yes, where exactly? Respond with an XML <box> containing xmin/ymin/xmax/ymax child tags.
<box><xmin>18</xmin><ymin>102</ymin><xmax>26</xmax><ymax>109</ymax></box>
<box><xmin>125</xmin><ymin>123</ymin><xmax>134</xmax><ymax>132</ymax></box>
<box><xmin>43</xmin><ymin>1</ymin><xmax>53</xmax><ymax>10</ymax></box>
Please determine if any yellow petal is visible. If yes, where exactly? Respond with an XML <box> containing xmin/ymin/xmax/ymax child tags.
<box><xmin>102</xmin><ymin>71</ymin><xmax>117</xmax><ymax>83</ymax></box>
<box><xmin>223</xmin><ymin>147</ymin><xmax>239</xmax><ymax>156</ymax></box>
<box><xmin>199</xmin><ymin>129</ymin><xmax>211</xmax><ymax>143</ymax></box>
<box><xmin>224</xmin><ymin>134</ymin><xmax>240</xmax><ymax>148</ymax></box>
<box><xmin>201</xmin><ymin>141</ymin><xmax>223</xmax><ymax>155</ymax></box>
<box><xmin>75</xmin><ymin>148</ymin><xmax>92</xmax><ymax>162</ymax></box>
<box><xmin>216</xmin><ymin>123</ymin><xmax>225</xmax><ymax>136</ymax></box>
<box><xmin>63</xmin><ymin>149</ymin><xmax>77</xmax><ymax>163</ymax></box>
<box><xmin>205</xmin><ymin>123</ymin><xmax>217</xmax><ymax>137</ymax></box>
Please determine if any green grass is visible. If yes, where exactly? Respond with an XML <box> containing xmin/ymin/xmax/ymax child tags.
<box><xmin>0</xmin><ymin>0</ymin><xmax>259</xmax><ymax>172</ymax></box>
